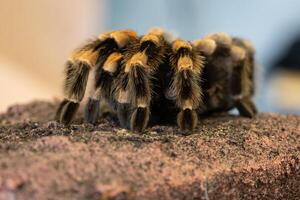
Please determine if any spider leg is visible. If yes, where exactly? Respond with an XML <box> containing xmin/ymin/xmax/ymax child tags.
<box><xmin>114</xmin><ymin>70</ymin><xmax>131</xmax><ymax>128</ymax></box>
<box><xmin>230</xmin><ymin>40</ymin><xmax>257</xmax><ymax>117</ymax></box>
<box><xmin>84</xmin><ymin>97</ymin><xmax>100</xmax><ymax>124</ymax></box>
<box><xmin>117</xmin><ymin>103</ymin><xmax>131</xmax><ymax>129</ymax></box>
<box><xmin>56</xmin><ymin>30</ymin><xmax>137</xmax><ymax>125</ymax></box>
<box><xmin>235</xmin><ymin>99</ymin><xmax>257</xmax><ymax>117</ymax></box>
<box><xmin>55</xmin><ymin>98</ymin><xmax>69</xmax><ymax>121</ymax></box>
<box><xmin>128</xmin><ymin>64</ymin><xmax>151</xmax><ymax>132</ymax></box>
<box><xmin>83</xmin><ymin>30</ymin><xmax>138</xmax><ymax>124</ymax></box>
<box><xmin>170</xmin><ymin>39</ymin><xmax>205</xmax><ymax>132</ymax></box>
<box><xmin>84</xmin><ymin>52</ymin><xmax>123</xmax><ymax>124</ymax></box>
<box><xmin>231</xmin><ymin>63</ymin><xmax>257</xmax><ymax>118</ymax></box>
<box><xmin>57</xmin><ymin>58</ymin><xmax>92</xmax><ymax>125</ymax></box>
<box><xmin>115</xmin><ymin>28</ymin><xmax>168</xmax><ymax>132</ymax></box>
<box><xmin>192</xmin><ymin>37</ymin><xmax>219</xmax><ymax>113</ymax></box>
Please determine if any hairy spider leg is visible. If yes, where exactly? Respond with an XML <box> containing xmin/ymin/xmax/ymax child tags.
<box><xmin>56</xmin><ymin>30</ymin><xmax>137</xmax><ymax>125</ymax></box>
<box><xmin>115</xmin><ymin>28</ymin><xmax>168</xmax><ymax>132</ymax></box>
<box><xmin>230</xmin><ymin>38</ymin><xmax>257</xmax><ymax>117</ymax></box>
<box><xmin>84</xmin><ymin>30</ymin><xmax>138</xmax><ymax>124</ymax></box>
<box><xmin>170</xmin><ymin>39</ymin><xmax>205</xmax><ymax>132</ymax></box>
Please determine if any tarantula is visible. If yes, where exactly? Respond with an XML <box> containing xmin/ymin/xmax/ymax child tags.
<box><xmin>55</xmin><ymin>28</ymin><xmax>257</xmax><ymax>132</ymax></box>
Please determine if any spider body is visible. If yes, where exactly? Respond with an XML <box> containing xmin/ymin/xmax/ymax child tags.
<box><xmin>56</xmin><ymin>29</ymin><xmax>257</xmax><ymax>133</ymax></box>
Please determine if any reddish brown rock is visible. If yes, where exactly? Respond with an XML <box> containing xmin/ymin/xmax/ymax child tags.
<box><xmin>0</xmin><ymin>101</ymin><xmax>299</xmax><ymax>200</ymax></box>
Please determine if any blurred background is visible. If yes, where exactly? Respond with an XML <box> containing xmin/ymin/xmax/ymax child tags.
<box><xmin>1</xmin><ymin>0</ymin><xmax>300</xmax><ymax>113</ymax></box>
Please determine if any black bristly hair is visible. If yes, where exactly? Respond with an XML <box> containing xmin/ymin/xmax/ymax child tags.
<box><xmin>169</xmin><ymin>39</ymin><xmax>205</xmax><ymax>132</ymax></box>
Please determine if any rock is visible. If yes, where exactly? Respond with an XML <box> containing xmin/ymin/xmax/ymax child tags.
<box><xmin>0</xmin><ymin>101</ymin><xmax>299</xmax><ymax>200</ymax></box>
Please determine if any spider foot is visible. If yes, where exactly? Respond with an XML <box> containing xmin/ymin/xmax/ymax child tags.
<box><xmin>84</xmin><ymin>98</ymin><xmax>100</xmax><ymax>124</ymax></box>
<box><xmin>177</xmin><ymin>109</ymin><xmax>198</xmax><ymax>132</ymax></box>
<box><xmin>57</xmin><ymin>100</ymin><xmax>80</xmax><ymax>125</ymax></box>
<box><xmin>130</xmin><ymin>107</ymin><xmax>150</xmax><ymax>132</ymax></box>
<box><xmin>235</xmin><ymin>99</ymin><xmax>257</xmax><ymax>118</ymax></box>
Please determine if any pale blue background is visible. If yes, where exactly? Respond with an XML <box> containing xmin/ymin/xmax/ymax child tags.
<box><xmin>106</xmin><ymin>0</ymin><xmax>300</xmax><ymax>113</ymax></box>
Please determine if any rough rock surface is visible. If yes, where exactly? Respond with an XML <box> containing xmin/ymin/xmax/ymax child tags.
<box><xmin>0</xmin><ymin>101</ymin><xmax>299</xmax><ymax>200</ymax></box>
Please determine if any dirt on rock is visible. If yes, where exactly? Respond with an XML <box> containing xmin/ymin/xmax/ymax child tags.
<box><xmin>0</xmin><ymin>101</ymin><xmax>299</xmax><ymax>200</ymax></box>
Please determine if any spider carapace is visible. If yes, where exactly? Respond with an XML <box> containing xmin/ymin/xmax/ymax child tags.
<box><xmin>55</xmin><ymin>28</ymin><xmax>257</xmax><ymax>133</ymax></box>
